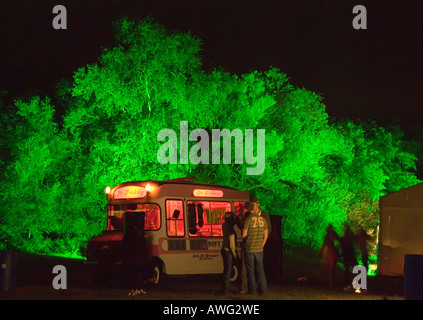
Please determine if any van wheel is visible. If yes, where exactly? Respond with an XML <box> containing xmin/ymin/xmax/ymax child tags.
<box><xmin>230</xmin><ymin>264</ymin><xmax>239</xmax><ymax>282</ymax></box>
<box><xmin>146</xmin><ymin>259</ymin><xmax>163</xmax><ymax>285</ymax></box>
<box><xmin>151</xmin><ymin>264</ymin><xmax>161</xmax><ymax>284</ymax></box>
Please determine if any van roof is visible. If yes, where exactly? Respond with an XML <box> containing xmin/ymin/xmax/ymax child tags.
<box><xmin>114</xmin><ymin>178</ymin><xmax>241</xmax><ymax>191</ymax></box>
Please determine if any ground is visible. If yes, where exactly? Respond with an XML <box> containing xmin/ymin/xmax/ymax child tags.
<box><xmin>0</xmin><ymin>252</ymin><xmax>404</xmax><ymax>301</ymax></box>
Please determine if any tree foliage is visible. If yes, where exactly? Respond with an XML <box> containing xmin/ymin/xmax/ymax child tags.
<box><xmin>0</xmin><ymin>18</ymin><xmax>420</xmax><ymax>255</ymax></box>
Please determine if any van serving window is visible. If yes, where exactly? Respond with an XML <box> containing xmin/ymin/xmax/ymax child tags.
<box><xmin>107</xmin><ymin>203</ymin><xmax>160</xmax><ymax>231</ymax></box>
<box><xmin>166</xmin><ymin>200</ymin><xmax>185</xmax><ymax>237</ymax></box>
<box><xmin>186</xmin><ymin>201</ymin><xmax>231</xmax><ymax>237</ymax></box>
<box><xmin>234</xmin><ymin>202</ymin><xmax>247</xmax><ymax>221</ymax></box>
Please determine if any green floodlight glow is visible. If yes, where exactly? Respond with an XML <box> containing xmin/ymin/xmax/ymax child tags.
<box><xmin>367</xmin><ymin>256</ymin><xmax>378</xmax><ymax>277</ymax></box>
<box><xmin>48</xmin><ymin>253</ymin><xmax>86</xmax><ymax>260</ymax></box>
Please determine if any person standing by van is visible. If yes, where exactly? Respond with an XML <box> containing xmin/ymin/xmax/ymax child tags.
<box><xmin>220</xmin><ymin>211</ymin><xmax>237</xmax><ymax>295</ymax></box>
<box><xmin>242</xmin><ymin>204</ymin><xmax>269</xmax><ymax>295</ymax></box>
<box><xmin>250</xmin><ymin>196</ymin><xmax>271</xmax><ymax>234</ymax></box>
<box><xmin>236</xmin><ymin>201</ymin><xmax>253</xmax><ymax>294</ymax></box>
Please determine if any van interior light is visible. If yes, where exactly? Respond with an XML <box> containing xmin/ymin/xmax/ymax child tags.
<box><xmin>105</xmin><ymin>186</ymin><xmax>111</xmax><ymax>194</ymax></box>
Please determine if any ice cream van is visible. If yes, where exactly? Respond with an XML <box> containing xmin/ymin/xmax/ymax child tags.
<box><xmin>85</xmin><ymin>177</ymin><xmax>250</xmax><ymax>284</ymax></box>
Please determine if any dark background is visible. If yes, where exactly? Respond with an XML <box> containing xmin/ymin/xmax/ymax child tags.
<box><xmin>1</xmin><ymin>0</ymin><xmax>423</xmax><ymax>175</ymax></box>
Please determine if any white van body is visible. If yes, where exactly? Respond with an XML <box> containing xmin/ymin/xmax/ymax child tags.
<box><xmin>86</xmin><ymin>178</ymin><xmax>250</xmax><ymax>283</ymax></box>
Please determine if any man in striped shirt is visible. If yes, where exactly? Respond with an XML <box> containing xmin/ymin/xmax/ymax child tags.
<box><xmin>242</xmin><ymin>199</ymin><xmax>269</xmax><ymax>295</ymax></box>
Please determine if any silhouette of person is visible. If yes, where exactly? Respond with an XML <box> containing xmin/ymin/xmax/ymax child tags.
<box><xmin>340</xmin><ymin>225</ymin><xmax>358</xmax><ymax>290</ymax></box>
<box><xmin>221</xmin><ymin>211</ymin><xmax>237</xmax><ymax>294</ymax></box>
<box><xmin>318</xmin><ymin>225</ymin><xmax>340</xmax><ymax>285</ymax></box>
<box><xmin>356</xmin><ymin>228</ymin><xmax>371</xmax><ymax>272</ymax></box>
<box><xmin>236</xmin><ymin>201</ymin><xmax>252</xmax><ymax>294</ymax></box>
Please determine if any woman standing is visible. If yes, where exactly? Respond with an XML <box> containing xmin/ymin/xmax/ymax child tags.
<box><xmin>319</xmin><ymin>225</ymin><xmax>340</xmax><ymax>285</ymax></box>
<box><xmin>221</xmin><ymin>211</ymin><xmax>237</xmax><ymax>295</ymax></box>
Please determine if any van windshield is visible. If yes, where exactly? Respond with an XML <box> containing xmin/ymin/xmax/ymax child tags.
<box><xmin>107</xmin><ymin>203</ymin><xmax>161</xmax><ymax>231</ymax></box>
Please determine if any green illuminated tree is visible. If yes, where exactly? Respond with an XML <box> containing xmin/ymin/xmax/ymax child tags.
<box><xmin>333</xmin><ymin>121</ymin><xmax>420</xmax><ymax>231</ymax></box>
<box><xmin>0</xmin><ymin>96</ymin><xmax>106</xmax><ymax>255</ymax></box>
<box><xmin>0</xmin><ymin>18</ymin><xmax>420</xmax><ymax>255</ymax></box>
<box><xmin>0</xmin><ymin>97</ymin><xmax>76</xmax><ymax>254</ymax></box>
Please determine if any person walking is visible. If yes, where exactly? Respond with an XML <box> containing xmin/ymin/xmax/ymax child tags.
<box><xmin>242</xmin><ymin>203</ymin><xmax>268</xmax><ymax>295</ymax></box>
<box><xmin>220</xmin><ymin>211</ymin><xmax>237</xmax><ymax>295</ymax></box>
<box><xmin>318</xmin><ymin>225</ymin><xmax>340</xmax><ymax>285</ymax></box>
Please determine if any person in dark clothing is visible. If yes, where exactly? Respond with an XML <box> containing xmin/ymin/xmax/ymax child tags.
<box><xmin>340</xmin><ymin>225</ymin><xmax>358</xmax><ymax>290</ymax></box>
<box><xmin>318</xmin><ymin>225</ymin><xmax>340</xmax><ymax>285</ymax></box>
<box><xmin>356</xmin><ymin>228</ymin><xmax>371</xmax><ymax>272</ymax></box>
<box><xmin>236</xmin><ymin>201</ymin><xmax>252</xmax><ymax>294</ymax></box>
<box><xmin>221</xmin><ymin>211</ymin><xmax>237</xmax><ymax>294</ymax></box>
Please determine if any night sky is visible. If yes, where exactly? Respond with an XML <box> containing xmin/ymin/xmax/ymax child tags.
<box><xmin>1</xmin><ymin>1</ymin><xmax>422</xmax><ymax>135</ymax></box>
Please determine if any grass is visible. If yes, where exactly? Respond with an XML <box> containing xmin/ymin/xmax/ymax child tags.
<box><xmin>0</xmin><ymin>249</ymin><xmax>404</xmax><ymax>300</ymax></box>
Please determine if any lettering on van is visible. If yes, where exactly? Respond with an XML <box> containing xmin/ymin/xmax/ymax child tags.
<box><xmin>114</xmin><ymin>186</ymin><xmax>146</xmax><ymax>199</ymax></box>
<box><xmin>207</xmin><ymin>240</ymin><xmax>222</xmax><ymax>249</ymax></box>
<box><xmin>193</xmin><ymin>253</ymin><xmax>220</xmax><ymax>261</ymax></box>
